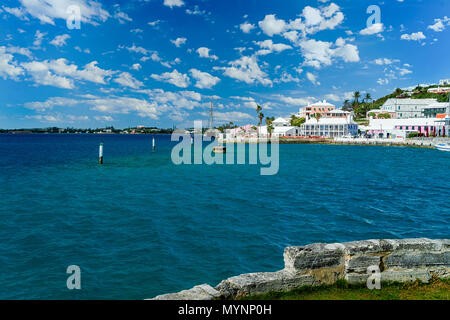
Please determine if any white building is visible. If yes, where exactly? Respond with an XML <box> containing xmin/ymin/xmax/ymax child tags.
<box><xmin>380</xmin><ymin>99</ymin><xmax>438</xmax><ymax>119</ymax></box>
<box><xmin>439</xmin><ymin>79</ymin><xmax>450</xmax><ymax>86</ymax></box>
<box><xmin>299</xmin><ymin>117</ymin><xmax>358</xmax><ymax>138</ymax></box>
<box><xmin>422</xmin><ymin>102</ymin><xmax>449</xmax><ymax>118</ymax></box>
<box><xmin>257</xmin><ymin>125</ymin><xmax>298</xmax><ymax>137</ymax></box>
<box><xmin>272</xmin><ymin>117</ymin><xmax>290</xmax><ymax>127</ymax></box>
<box><xmin>362</xmin><ymin>117</ymin><xmax>446</xmax><ymax>139</ymax></box>
<box><xmin>427</xmin><ymin>87</ymin><xmax>450</xmax><ymax>94</ymax></box>
<box><xmin>272</xmin><ymin>126</ymin><xmax>299</xmax><ymax>137</ymax></box>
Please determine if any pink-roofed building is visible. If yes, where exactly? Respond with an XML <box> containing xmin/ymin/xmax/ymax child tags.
<box><xmin>297</xmin><ymin>100</ymin><xmax>336</xmax><ymax>119</ymax></box>
<box><xmin>228</xmin><ymin>124</ymin><xmax>257</xmax><ymax>137</ymax></box>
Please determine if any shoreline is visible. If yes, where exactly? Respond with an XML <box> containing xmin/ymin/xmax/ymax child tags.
<box><xmin>151</xmin><ymin>238</ymin><xmax>450</xmax><ymax>300</ymax></box>
<box><xmin>219</xmin><ymin>137</ymin><xmax>445</xmax><ymax>149</ymax></box>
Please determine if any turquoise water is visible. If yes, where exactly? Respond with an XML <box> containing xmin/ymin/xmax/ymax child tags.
<box><xmin>0</xmin><ymin>134</ymin><xmax>448</xmax><ymax>299</ymax></box>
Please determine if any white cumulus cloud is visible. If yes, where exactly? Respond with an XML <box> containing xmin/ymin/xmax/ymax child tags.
<box><xmin>189</xmin><ymin>68</ymin><xmax>220</xmax><ymax>89</ymax></box>
<box><xmin>151</xmin><ymin>69</ymin><xmax>190</xmax><ymax>88</ymax></box>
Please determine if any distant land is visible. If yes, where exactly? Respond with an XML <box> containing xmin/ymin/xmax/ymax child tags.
<box><xmin>0</xmin><ymin>126</ymin><xmax>175</xmax><ymax>135</ymax></box>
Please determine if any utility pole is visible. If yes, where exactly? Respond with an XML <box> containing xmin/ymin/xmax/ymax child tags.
<box><xmin>209</xmin><ymin>100</ymin><xmax>213</xmax><ymax>130</ymax></box>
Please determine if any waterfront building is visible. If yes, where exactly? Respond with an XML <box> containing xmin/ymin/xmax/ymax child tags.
<box><xmin>297</xmin><ymin>100</ymin><xmax>337</xmax><ymax>119</ymax></box>
<box><xmin>299</xmin><ymin>116</ymin><xmax>358</xmax><ymax>138</ymax></box>
<box><xmin>422</xmin><ymin>102</ymin><xmax>449</xmax><ymax>118</ymax></box>
<box><xmin>439</xmin><ymin>79</ymin><xmax>450</xmax><ymax>85</ymax></box>
<box><xmin>362</xmin><ymin>117</ymin><xmax>446</xmax><ymax>139</ymax></box>
<box><xmin>272</xmin><ymin>126</ymin><xmax>299</xmax><ymax>137</ymax></box>
<box><xmin>228</xmin><ymin>124</ymin><xmax>257</xmax><ymax>137</ymax></box>
<box><xmin>446</xmin><ymin>117</ymin><xmax>450</xmax><ymax>136</ymax></box>
<box><xmin>380</xmin><ymin>98</ymin><xmax>439</xmax><ymax>119</ymax></box>
<box><xmin>272</xmin><ymin>117</ymin><xmax>291</xmax><ymax>127</ymax></box>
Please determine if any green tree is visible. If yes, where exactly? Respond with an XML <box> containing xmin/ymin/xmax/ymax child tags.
<box><xmin>256</xmin><ymin>105</ymin><xmax>263</xmax><ymax>136</ymax></box>
<box><xmin>267</xmin><ymin>124</ymin><xmax>274</xmax><ymax>137</ymax></box>
<box><xmin>290</xmin><ymin>115</ymin><xmax>306</xmax><ymax>127</ymax></box>
<box><xmin>315</xmin><ymin>113</ymin><xmax>322</xmax><ymax>122</ymax></box>
<box><xmin>342</xmin><ymin>99</ymin><xmax>352</xmax><ymax>111</ymax></box>
<box><xmin>353</xmin><ymin>91</ymin><xmax>361</xmax><ymax>105</ymax></box>
<box><xmin>394</xmin><ymin>88</ymin><xmax>403</xmax><ymax>96</ymax></box>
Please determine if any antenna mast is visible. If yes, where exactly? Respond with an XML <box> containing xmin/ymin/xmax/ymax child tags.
<box><xmin>209</xmin><ymin>100</ymin><xmax>214</xmax><ymax>130</ymax></box>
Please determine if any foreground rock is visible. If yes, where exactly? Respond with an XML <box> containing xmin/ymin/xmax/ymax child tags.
<box><xmin>149</xmin><ymin>238</ymin><xmax>450</xmax><ymax>300</ymax></box>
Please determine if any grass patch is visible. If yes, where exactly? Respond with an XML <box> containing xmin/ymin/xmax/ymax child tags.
<box><xmin>241</xmin><ymin>276</ymin><xmax>450</xmax><ymax>300</ymax></box>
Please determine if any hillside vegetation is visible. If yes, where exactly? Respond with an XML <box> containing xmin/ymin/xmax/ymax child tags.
<box><xmin>345</xmin><ymin>85</ymin><xmax>449</xmax><ymax>119</ymax></box>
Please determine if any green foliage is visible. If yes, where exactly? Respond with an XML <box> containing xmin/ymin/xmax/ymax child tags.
<box><xmin>242</xmin><ymin>277</ymin><xmax>450</xmax><ymax>301</ymax></box>
<box><xmin>268</xmin><ymin>124</ymin><xmax>274</xmax><ymax>136</ymax></box>
<box><xmin>377</xmin><ymin>113</ymin><xmax>392</xmax><ymax>119</ymax></box>
<box><xmin>265</xmin><ymin>116</ymin><xmax>275</xmax><ymax>126</ymax></box>
<box><xmin>335</xmin><ymin>279</ymin><xmax>349</xmax><ymax>289</ymax></box>
<box><xmin>216</xmin><ymin>122</ymin><xmax>237</xmax><ymax>133</ymax></box>
<box><xmin>407</xmin><ymin>132</ymin><xmax>425</xmax><ymax>138</ymax></box>
<box><xmin>342</xmin><ymin>84</ymin><xmax>449</xmax><ymax>119</ymax></box>
<box><xmin>314</xmin><ymin>113</ymin><xmax>322</xmax><ymax>121</ymax></box>
<box><xmin>290</xmin><ymin>115</ymin><xmax>306</xmax><ymax>127</ymax></box>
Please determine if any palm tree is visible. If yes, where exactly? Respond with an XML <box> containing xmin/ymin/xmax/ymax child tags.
<box><xmin>256</xmin><ymin>105</ymin><xmax>267</xmax><ymax>137</ymax></box>
<box><xmin>353</xmin><ymin>91</ymin><xmax>361</xmax><ymax>105</ymax></box>
<box><xmin>342</xmin><ymin>99</ymin><xmax>352</xmax><ymax>111</ymax></box>
<box><xmin>258</xmin><ymin>112</ymin><xmax>264</xmax><ymax>135</ymax></box>
<box><xmin>267</xmin><ymin>124</ymin><xmax>274</xmax><ymax>138</ymax></box>
<box><xmin>315</xmin><ymin>113</ymin><xmax>322</xmax><ymax>122</ymax></box>
<box><xmin>264</xmin><ymin>116</ymin><xmax>274</xmax><ymax>137</ymax></box>
<box><xmin>265</xmin><ymin>117</ymin><xmax>274</xmax><ymax>126</ymax></box>
<box><xmin>364</xmin><ymin>93</ymin><xmax>372</xmax><ymax>103</ymax></box>
<box><xmin>256</xmin><ymin>105</ymin><xmax>262</xmax><ymax>120</ymax></box>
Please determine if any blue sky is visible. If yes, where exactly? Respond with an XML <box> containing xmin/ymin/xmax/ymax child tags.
<box><xmin>0</xmin><ymin>0</ymin><xmax>449</xmax><ymax>129</ymax></box>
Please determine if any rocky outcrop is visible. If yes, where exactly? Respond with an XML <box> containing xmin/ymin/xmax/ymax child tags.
<box><xmin>150</xmin><ymin>238</ymin><xmax>450</xmax><ymax>300</ymax></box>
<box><xmin>151</xmin><ymin>284</ymin><xmax>221</xmax><ymax>300</ymax></box>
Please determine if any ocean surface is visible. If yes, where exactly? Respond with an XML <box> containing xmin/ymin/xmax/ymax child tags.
<box><xmin>0</xmin><ymin>134</ymin><xmax>448</xmax><ymax>299</ymax></box>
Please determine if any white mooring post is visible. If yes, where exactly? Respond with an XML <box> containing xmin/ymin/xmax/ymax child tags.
<box><xmin>99</xmin><ymin>142</ymin><xmax>104</xmax><ymax>164</ymax></box>
<box><xmin>152</xmin><ymin>137</ymin><xmax>155</xmax><ymax>151</ymax></box>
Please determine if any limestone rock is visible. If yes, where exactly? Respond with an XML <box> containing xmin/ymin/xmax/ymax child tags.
<box><xmin>215</xmin><ymin>270</ymin><xmax>315</xmax><ymax>299</ymax></box>
<box><xmin>342</xmin><ymin>239</ymin><xmax>385</xmax><ymax>255</ymax></box>
<box><xmin>382</xmin><ymin>238</ymin><xmax>443</xmax><ymax>252</ymax></box>
<box><xmin>284</xmin><ymin>243</ymin><xmax>345</xmax><ymax>273</ymax></box>
<box><xmin>347</xmin><ymin>255</ymin><xmax>382</xmax><ymax>273</ymax></box>
<box><xmin>385</xmin><ymin>252</ymin><xmax>450</xmax><ymax>268</ymax></box>
<box><xmin>151</xmin><ymin>284</ymin><xmax>220</xmax><ymax>300</ymax></box>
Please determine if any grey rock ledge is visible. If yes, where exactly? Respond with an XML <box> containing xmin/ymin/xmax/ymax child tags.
<box><xmin>149</xmin><ymin>238</ymin><xmax>450</xmax><ymax>300</ymax></box>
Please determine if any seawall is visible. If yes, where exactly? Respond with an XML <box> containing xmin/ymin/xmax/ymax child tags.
<box><xmin>150</xmin><ymin>238</ymin><xmax>450</xmax><ymax>300</ymax></box>
<box><xmin>219</xmin><ymin>137</ymin><xmax>450</xmax><ymax>148</ymax></box>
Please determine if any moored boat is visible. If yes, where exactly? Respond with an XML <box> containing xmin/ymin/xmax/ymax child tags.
<box><xmin>435</xmin><ymin>143</ymin><xmax>450</xmax><ymax>152</ymax></box>
<box><xmin>213</xmin><ymin>145</ymin><xmax>226</xmax><ymax>153</ymax></box>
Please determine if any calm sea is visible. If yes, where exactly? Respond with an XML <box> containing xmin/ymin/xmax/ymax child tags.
<box><xmin>0</xmin><ymin>134</ymin><xmax>448</xmax><ymax>299</ymax></box>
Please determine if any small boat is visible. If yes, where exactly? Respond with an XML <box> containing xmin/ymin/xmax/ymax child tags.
<box><xmin>435</xmin><ymin>143</ymin><xmax>450</xmax><ymax>152</ymax></box>
<box><xmin>213</xmin><ymin>145</ymin><xmax>226</xmax><ymax>154</ymax></box>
